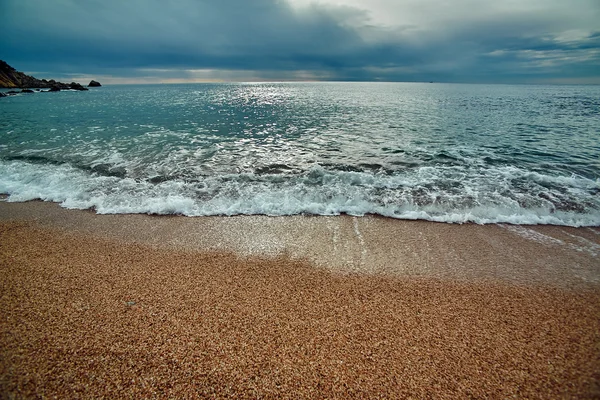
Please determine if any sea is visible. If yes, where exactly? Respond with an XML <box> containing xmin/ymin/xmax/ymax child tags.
<box><xmin>1</xmin><ymin>82</ymin><xmax>599</xmax><ymax>226</ymax></box>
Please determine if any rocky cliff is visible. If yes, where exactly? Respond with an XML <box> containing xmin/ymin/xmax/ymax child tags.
<box><xmin>0</xmin><ymin>60</ymin><xmax>91</xmax><ymax>90</ymax></box>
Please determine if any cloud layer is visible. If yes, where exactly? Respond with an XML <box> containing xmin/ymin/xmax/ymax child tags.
<box><xmin>1</xmin><ymin>0</ymin><xmax>599</xmax><ymax>83</ymax></box>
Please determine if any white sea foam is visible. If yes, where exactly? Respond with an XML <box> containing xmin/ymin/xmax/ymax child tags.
<box><xmin>1</xmin><ymin>159</ymin><xmax>599</xmax><ymax>227</ymax></box>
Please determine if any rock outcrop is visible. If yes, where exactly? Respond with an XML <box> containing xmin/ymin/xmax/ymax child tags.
<box><xmin>69</xmin><ymin>82</ymin><xmax>88</xmax><ymax>91</ymax></box>
<box><xmin>88</xmin><ymin>80</ymin><xmax>102</xmax><ymax>87</ymax></box>
<box><xmin>0</xmin><ymin>60</ymin><xmax>40</xmax><ymax>88</ymax></box>
<box><xmin>0</xmin><ymin>60</ymin><xmax>90</xmax><ymax>91</ymax></box>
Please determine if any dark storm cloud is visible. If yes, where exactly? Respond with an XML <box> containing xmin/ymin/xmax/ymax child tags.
<box><xmin>2</xmin><ymin>0</ymin><xmax>381</xmax><ymax>69</ymax></box>
<box><xmin>1</xmin><ymin>0</ymin><xmax>599</xmax><ymax>83</ymax></box>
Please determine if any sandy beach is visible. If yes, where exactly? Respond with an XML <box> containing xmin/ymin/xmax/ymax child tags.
<box><xmin>1</xmin><ymin>201</ymin><xmax>599</xmax><ymax>398</ymax></box>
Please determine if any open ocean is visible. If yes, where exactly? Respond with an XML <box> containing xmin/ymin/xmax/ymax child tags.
<box><xmin>1</xmin><ymin>82</ymin><xmax>599</xmax><ymax>226</ymax></box>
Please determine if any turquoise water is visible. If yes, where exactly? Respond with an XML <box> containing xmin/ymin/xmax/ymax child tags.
<box><xmin>1</xmin><ymin>82</ymin><xmax>599</xmax><ymax>225</ymax></box>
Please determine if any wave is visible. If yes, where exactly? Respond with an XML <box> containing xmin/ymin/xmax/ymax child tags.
<box><xmin>1</xmin><ymin>159</ymin><xmax>599</xmax><ymax>226</ymax></box>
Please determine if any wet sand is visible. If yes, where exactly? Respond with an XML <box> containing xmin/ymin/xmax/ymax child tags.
<box><xmin>1</xmin><ymin>201</ymin><xmax>599</xmax><ymax>398</ymax></box>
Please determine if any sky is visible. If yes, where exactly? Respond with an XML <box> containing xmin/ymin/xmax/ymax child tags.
<box><xmin>1</xmin><ymin>0</ymin><xmax>599</xmax><ymax>84</ymax></box>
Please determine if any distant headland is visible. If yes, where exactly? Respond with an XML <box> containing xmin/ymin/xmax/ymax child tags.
<box><xmin>0</xmin><ymin>60</ymin><xmax>101</xmax><ymax>93</ymax></box>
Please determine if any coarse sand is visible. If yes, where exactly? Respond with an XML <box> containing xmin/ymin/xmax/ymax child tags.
<box><xmin>1</xmin><ymin>219</ymin><xmax>599</xmax><ymax>399</ymax></box>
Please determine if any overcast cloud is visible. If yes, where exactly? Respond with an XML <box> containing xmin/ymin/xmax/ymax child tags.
<box><xmin>1</xmin><ymin>0</ymin><xmax>599</xmax><ymax>83</ymax></box>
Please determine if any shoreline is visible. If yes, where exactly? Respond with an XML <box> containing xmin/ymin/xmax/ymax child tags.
<box><xmin>1</xmin><ymin>200</ymin><xmax>598</xmax><ymax>288</ymax></box>
<box><xmin>1</xmin><ymin>201</ymin><xmax>599</xmax><ymax>397</ymax></box>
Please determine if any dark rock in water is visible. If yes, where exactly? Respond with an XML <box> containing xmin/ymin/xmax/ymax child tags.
<box><xmin>7</xmin><ymin>90</ymin><xmax>19</xmax><ymax>94</ymax></box>
<box><xmin>21</xmin><ymin>89</ymin><xmax>34</xmax><ymax>93</ymax></box>
<box><xmin>69</xmin><ymin>82</ymin><xmax>89</xmax><ymax>91</ymax></box>
<box><xmin>49</xmin><ymin>86</ymin><xmax>61</xmax><ymax>92</ymax></box>
<box><xmin>0</xmin><ymin>92</ymin><xmax>6</xmax><ymax>97</ymax></box>
<box><xmin>88</xmin><ymin>80</ymin><xmax>101</xmax><ymax>87</ymax></box>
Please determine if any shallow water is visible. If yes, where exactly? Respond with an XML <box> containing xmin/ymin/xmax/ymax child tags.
<box><xmin>1</xmin><ymin>82</ymin><xmax>599</xmax><ymax>225</ymax></box>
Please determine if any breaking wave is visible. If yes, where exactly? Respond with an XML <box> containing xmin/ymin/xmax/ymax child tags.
<box><xmin>1</xmin><ymin>159</ymin><xmax>599</xmax><ymax>226</ymax></box>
